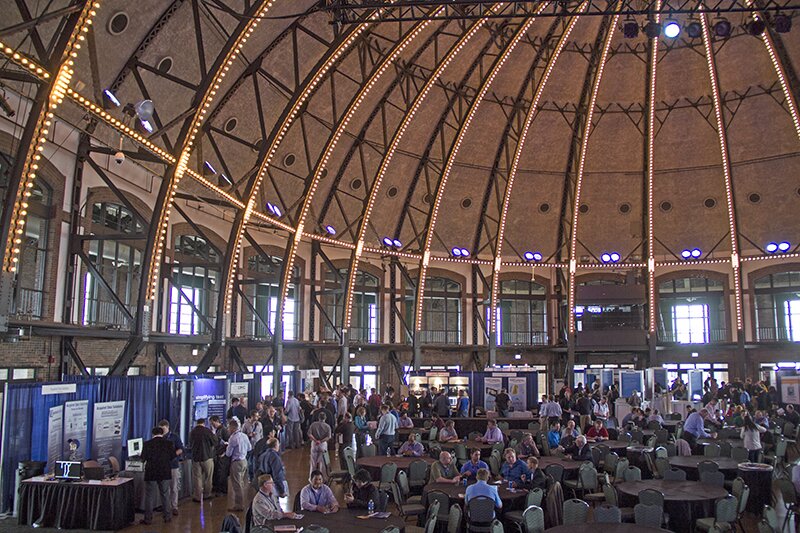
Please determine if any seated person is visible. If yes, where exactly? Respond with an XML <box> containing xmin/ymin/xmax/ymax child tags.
<box><xmin>398</xmin><ymin>412</ymin><xmax>414</xmax><ymax>428</ymax></box>
<box><xmin>564</xmin><ymin>435</ymin><xmax>591</xmax><ymax>462</ymax></box>
<box><xmin>561</xmin><ymin>419</ymin><xmax>581</xmax><ymax>438</ymax></box>
<box><xmin>547</xmin><ymin>421</ymin><xmax>562</xmax><ymax>449</ymax></box>
<box><xmin>430</xmin><ymin>451</ymin><xmax>462</xmax><ymax>484</ymax></box>
<box><xmin>431</xmin><ymin>412</ymin><xmax>446</xmax><ymax>431</ymax></box>
<box><xmin>460</xmin><ymin>448</ymin><xmax>489</xmax><ymax>479</ymax></box>
<box><xmin>438</xmin><ymin>419</ymin><xmax>459</xmax><ymax>442</ymax></box>
<box><xmin>478</xmin><ymin>419</ymin><xmax>504</xmax><ymax>444</ymax></box>
<box><xmin>648</xmin><ymin>409</ymin><xmax>665</xmax><ymax>426</ymax></box>
<box><xmin>252</xmin><ymin>474</ymin><xmax>298</xmax><ymax>524</ymax></box>
<box><xmin>519</xmin><ymin>456</ymin><xmax>547</xmax><ymax>492</ymax></box>
<box><xmin>499</xmin><ymin>448</ymin><xmax>529</xmax><ymax>487</ymax></box>
<box><xmin>465</xmin><ymin>468</ymin><xmax>502</xmax><ymax>518</ymax></box>
<box><xmin>585</xmin><ymin>419</ymin><xmax>609</xmax><ymax>442</ymax></box>
<box><xmin>515</xmin><ymin>432</ymin><xmax>540</xmax><ymax>458</ymax></box>
<box><xmin>300</xmin><ymin>470</ymin><xmax>340</xmax><ymax>513</ymax></box>
<box><xmin>344</xmin><ymin>469</ymin><xmax>379</xmax><ymax>509</ymax></box>
<box><xmin>397</xmin><ymin>433</ymin><xmax>425</xmax><ymax>456</ymax></box>
<box><xmin>621</xmin><ymin>408</ymin><xmax>638</xmax><ymax>428</ymax></box>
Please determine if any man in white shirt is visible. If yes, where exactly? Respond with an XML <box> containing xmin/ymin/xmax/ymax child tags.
<box><xmin>375</xmin><ymin>404</ymin><xmax>397</xmax><ymax>455</ymax></box>
<box><xmin>594</xmin><ymin>397</ymin><xmax>610</xmax><ymax>425</ymax></box>
<box><xmin>284</xmin><ymin>392</ymin><xmax>302</xmax><ymax>449</ymax></box>
<box><xmin>300</xmin><ymin>470</ymin><xmax>340</xmax><ymax>513</ymax></box>
<box><xmin>225</xmin><ymin>419</ymin><xmax>252</xmax><ymax>512</ymax></box>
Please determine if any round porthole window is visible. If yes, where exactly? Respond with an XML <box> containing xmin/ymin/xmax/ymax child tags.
<box><xmin>578</xmin><ymin>204</ymin><xmax>589</xmax><ymax>214</ymax></box>
<box><xmin>704</xmin><ymin>197</ymin><xmax>717</xmax><ymax>209</ymax></box>
<box><xmin>423</xmin><ymin>193</ymin><xmax>433</xmax><ymax>205</ymax></box>
<box><xmin>748</xmin><ymin>192</ymin><xmax>761</xmax><ymax>204</ymax></box>
<box><xmin>539</xmin><ymin>202</ymin><xmax>550</xmax><ymax>214</ymax></box>
<box><xmin>660</xmin><ymin>201</ymin><xmax>672</xmax><ymax>212</ymax></box>
<box><xmin>157</xmin><ymin>57</ymin><xmax>173</xmax><ymax>74</ymax></box>
<box><xmin>461</xmin><ymin>198</ymin><xmax>472</xmax><ymax>209</ymax></box>
<box><xmin>108</xmin><ymin>12</ymin><xmax>129</xmax><ymax>35</ymax></box>
<box><xmin>350</xmin><ymin>178</ymin><xmax>362</xmax><ymax>190</ymax></box>
<box><xmin>619</xmin><ymin>202</ymin><xmax>631</xmax><ymax>214</ymax></box>
<box><xmin>224</xmin><ymin>117</ymin><xmax>238</xmax><ymax>133</ymax></box>
<box><xmin>387</xmin><ymin>186</ymin><xmax>398</xmax><ymax>198</ymax></box>
<box><xmin>283</xmin><ymin>153</ymin><xmax>296</xmax><ymax>167</ymax></box>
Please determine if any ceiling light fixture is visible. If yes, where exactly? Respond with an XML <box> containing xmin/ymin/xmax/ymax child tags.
<box><xmin>622</xmin><ymin>20</ymin><xmax>639</xmax><ymax>38</ymax></box>
<box><xmin>774</xmin><ymin>13</ymin><xmax>792</xmax><ymax>33</ymax></box>
<box><xmin>747</xmin><ymin>18</ymin><xmax>767</xmax><ymax>35</ymax></box>
<box><xmin>103</xmin><ymin>89</ymin><xmax>121</xmax><ymax>107</ymax></box>
<box><xmin>713</xmin><ymin>18</ymin><xmax>732</xmax><ymax>37</ymax></box>
<box><xmin>663</xmin><ymin>20</ymin><xmax>681</xmax><ymax>38</ymax></box>
<box><xmin>644</xmin><ymin>21</ymin><xmax>661</xmax><ymax>39</ymax></box>
<box><xmin>686</xmin><ymin>20</ymin><xmax>703</xmax><ymax>38</ymax></box>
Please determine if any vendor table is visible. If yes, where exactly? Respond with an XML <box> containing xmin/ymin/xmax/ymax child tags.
<box><xmin>269</xmin><ymin>507</ymin><xmax>406</xmax><ymax>532</ymax></box>
<box><xmin>18</xmin><ymin>475</ymin><xmax>134</xmax><ymax>530</ymax></box>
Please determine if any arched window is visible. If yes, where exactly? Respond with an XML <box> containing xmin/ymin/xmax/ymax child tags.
<box><xmin>239</xmin><ymin>253</ymin><xmax>299</xmax><ymax>340</ymax></box>
<box><xmin>82</xmin><ymin>201</ymin><xmax>145</xmax><ymax>326</ymax></box>
<box><xmin>657</xmin><ymin>275</ymin><xmax>727</xmax><ymax>344</ymax></box>
<box><xmin>13</xmin><ymin>181</ymin><xmax>52</xmax><ymax>318</ymax></box>
<box><xmin>409</xmin><ymin>276</ymin><xmax>462</xmax><ymax>344</ymax></box>
<box><xmin>496</xmin><ymin>279</ymin><xmax>547</xmax><ymax>345</ymax></box>
<box><xmin>753</xmin><ymin>270</ymin><xmax>800</xmax><ymax>342</ymax></box>
<box><xmin>323</xmin><ymin>268</ymin><xmax>379</xmax><ymax>343</ymax></box>
<box><xmin>168</xmin><ymin>233</ymin><xmax>221</xmax><ymax>335</ymax></box>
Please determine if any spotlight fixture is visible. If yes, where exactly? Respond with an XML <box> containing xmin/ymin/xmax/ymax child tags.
<box><xmin>644</xmin><ymin>21</ymin><xmax>661</xmax><ymax>39</ymax></box>
<box><xmin>766</xmin><ymin>242</ymin><xmax>779</xmax><ymax>253</ymax></box>
<box><xmin>266</xmin><ymin>202</ymin><xmax>282</xmax><ymax>217</ymax></box>
<box><xmin>686</xmin><ymin>20</ymin><xmax>703</xmax><ymax>39</ymax></box>
<box><xmin>713</xmin><ymin>18</ymin><xmax>732</xmax><ymax>37</ymax></box>
<box><xmin>609</xmin><ymin>252</ymin><xmax>621</xmax><ymax>263</ymax></box>
<box><xmin>383</xmin><ymin>237</ymin><xmax>394</xmax><ymax>247</ymax></box>
<box><xmin>324</xmin><ymin>225</ymin><xmax>336</xmax><ymax>235</ymax></box>
<box><xmin>452</xmin><ymin>247</ymin><xmax>462</xmax><ymax>257</ymax></box>
<box><xmin>524</xmin><ymin>251</ymin><xmax>543</xmax><ymax>262</ymax></box>
<box><xmin>381</xmin><ymin>237</ymin><xmax>402</xmax><ymax>249</ymax></box>
<box><xmin>392</xmin><ymin>239</ymin><xmax>402</xmax><ymax>248</ymax></box>
<box><xmin>103</xmin><ymin>89</ymin><xmax>121</xmax><ymax>107</ymax></box>
<box><xmin>747</xmin><ymin>18</ymin><xmax>767</xmax><ymax>35</ymax></box>
<box><xmin>140</xmin><ymin>119</ymin><xmax>154</xmax><ymax>133</ymax></box>
<box><xmin>601</xmin><ymin>253</ymin><xmax>611</xmax><ymax>263</ymax></box>
<box><xmin>774</xmin><ymin>13</ymin><xmax>792</xmax><ymax>33</ymax></box>
<box><xmin>663</xmin><ymin>20</ymin><xmax>681</xmax><ymax>38</ymax></box>
<box><xmin>681</xmin><ymin>249</ymin><xmax>692</xmax><ymax>259</ymax></box>
<box><xmin>778</xmin><ymin>241</ymin><xmax>791</xmax><ymax>252</ymax></box>
<box><xmin>622</xmin><ymin>20</ymin><xmax>639</xmax><ymax>38</ymax></box>
<box><xmin>691</xmin><ymin>248</ymin><xmax>702</xmax><ymax>258</ymax></box>
<box><xmin>460</xmin><ymin>248</ymin><xmax>470</xmax><ymax>257</ymax></box>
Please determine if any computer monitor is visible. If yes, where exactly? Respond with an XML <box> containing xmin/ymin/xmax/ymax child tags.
<box><xmin>127</xmin><ymin>437</ymin><xmax>143</xmax><ymax>457</ymax></box>
<box><xmin>54</xmin><ymin>460</ymin><xmax>83</xmax><ymax>480</ymax></box>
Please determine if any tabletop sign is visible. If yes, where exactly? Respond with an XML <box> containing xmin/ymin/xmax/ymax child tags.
<box><xmin>42</xmin><ymin>383</ymin><xmax>77</xmax><ymax>395</ymax></box>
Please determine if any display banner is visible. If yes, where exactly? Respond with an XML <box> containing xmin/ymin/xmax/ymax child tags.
<box><xmin>92</xmin><ymin>401</ymin><xmax>125</xmax><ymax>471</ymax></box>
<box><xmin>484</xmin><ymin>377</ymin><xmax>503</xmax><ymax>410</ymax></box>
<box><xmin>781</xmin><ymin>375</ymin><xmax>800</xmax><ymax>404</ymax></box>
<box><xmin>194</xmin><ymin>378</ymin><xmax>227</xmax><ymax>423</ymax></box>
<box><xmin>688</xmin><ymin>370</ymin><xmax>704</xmax><ymax>401</ymax></box>
<box><xmin>620</xmin><ymin>371</ymin><xmax>644</xmax><ymax>398</ymax></box>
<box><xmin>47</xmin><ymin>406</ymin><xmax>63</xmax><ymax>472</ymax></box>
<box><xmin>230</xmin><ymin>382</ymin><xmax>248</xmax><ymax>397</ymax></box>
<box><xmin>508</xmin><ymin>377</ymin><xmax>527</xmax><ymax>411</ymax></box>
<box><xmin>63</xmin><ymin>400</ymin><xmax>89</xmax><ymax>461</ymax></box>
<box><xmin>601</xmin><ymin>370</ymin><xmax>614</xmax><ymax>393</ymax></box>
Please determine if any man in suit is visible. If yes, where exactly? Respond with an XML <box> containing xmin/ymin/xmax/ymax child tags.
<box><xmin>565</xmin><ymin>435</ymin><xmax>592</xmax><ymax>462</ymax></box>
<box><xmin>140</xmin><ymin>426</ymin><xmax>177</xmax><ymax>525</ymax></box>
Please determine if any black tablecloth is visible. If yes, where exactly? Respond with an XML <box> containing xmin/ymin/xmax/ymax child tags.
<box><xmin>269</xmin><ymin>507</ymin><xmax>406</xmax><ymax>532</ymax></box>
<box><xmin>18</xmin><ymin>477</ymin><xmax>135</xmax><ymax>530</ymax></box>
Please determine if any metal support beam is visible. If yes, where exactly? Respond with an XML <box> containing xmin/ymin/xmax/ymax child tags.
<box><xmin>340</xmin><ymin>329</ymin><xmax>350</xmax><ymax>386</ymax></box>
<box><xmin>62</xmin><ymin>336</ymin><xmax>90</xmax><ymax>377</ymax></box>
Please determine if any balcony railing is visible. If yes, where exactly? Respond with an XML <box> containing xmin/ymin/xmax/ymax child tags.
<box><xmin>755</xmin><ymin>327</ymin><xmax>797</xmax><ymax>342</ymax></box>
<box><xmin>657</xmin><ymin>328</ymin><xmax>728</xmax><ymax>344</ymax></box>
<box><xmin>323</xmin><ymin>325</ymin><xmax>379</xmax><ymax>343</ymax></box>
<box><xmin>417</xmin><ymin>330</ymin><xmax>461</xmax><ymax>344</ymax></box>
<box><xmin>501</xmin><ymin>331</ymin><xmax>548</xmax><ymax>345</ymax></box>
<box><xmin>12</xmin><ymin>287</ymin><xmax>43</xmax><ymax>319</ymax></box>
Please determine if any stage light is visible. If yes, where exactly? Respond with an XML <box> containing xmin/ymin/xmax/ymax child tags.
<box><xmin>533</xmin><ymin>252</ymin><xmax>542</xmax><ymax>262</ymax></box>
<box><xmin>778</xmin><ymin>241</ymin><xmax>791</xmax><ymax>252</ymax></box>
<box><xmin>524</xmin><ymin>251</ymin><xmax>535</xmax><ymax>261</ymax></box>
<box><xmin>747</xmin><ymin>18</ymin><xmax>767</xmax><ymax>35</ymax></box>
<box><xmin>766</xmin><ymin>242</ymin><xmax>778</xmax><ymax>253</ymax></box>
<box><xmin>267</xmin><ymin>202</ymin><xmax>276</xmax><ymax>215</ymax></box>
<box><xmin>691</xmin><ymin>248</ymin><xmax>702</xmax><ymax>258</ymax></box>
<box><xmin>273</xmin><ymin>205</ymin><xmax>282</xmax><ymax>217</ymax></box>
<box><xmin>601</xmin><ymin>253</ymin><xmax>611</xmax><ymax>263</ymax></box>
<box><xmin>325</xmin><ymin>225</ymin><xmax>336</xmax><ymax>235</ymax></box>
<box><xmin>103</xmin><ymin>89</ymin><xmax>121</xmax><ymax>107</ymax></box>
<box><xmin>681</xmin><ymin>249</ymin><xmax>692</xmax><ymax>259</ymax></box>
<box><xmin>392</xmin><ymin>239</ymin><xmax>402</xmax><ymax>248</ymax></box>
<box><xmin>514</xmin><ymin>354</ymin><xmax>522</xmax><ymax>360</ymax></box>
<box><xmin>713</xmin><ymin>18</ymin><xmax>732</xmax><ymax>37</ymax></box>
<box><xmin>774</xmin><ymin>14</ymin><xmax>792</xmax><ymax>33</ymax></box>
<box><xmin>383</xmin><ymin>237</ymin><xmax>393</xmax><ymax>247</ymax></box>
<box><xmin>140</xmin><ymin>119</ymin><xmax>154</xmax><ymax>133</ymax></box>
<box><xmin>460</xmin><ymin>248</ymin><xmax>470</xmax><ymax>257</ymax></box>
<box><xmin>644</xmin><ymin>21</ymin><xmax>661</xmax><ymax>39</ymax></box>
<box><xmin>622</xmin><ymin>20</ymin><xmax>639</xmax><ymax>38</ymax></box>
<box><xmin>452</xmin><ymin>247</ymin><xmax>462</xmax><ymax>257</ymax></box>
<box><xmin>609</xmin><ymin>252</ymin><xmax>621</xmax><ymax>263</ymax></box>
<box><xmin>664</xmin><ymin>20</ymin><xmax>681</xmax><ymax>38</ymax></box>
<box><xmin>204</xmin><ymin>161</ymin><xmax>217</xmax><ymax>175</ymax></box>
<box><xmin>134</xmin><ymin>99</ymin><xmax>155</xmax><ymax>123</ymax></box>
<box><xmin>686</xmin><ymin>20</ymin><xmax>703</xmax><ymax>38</ymax></box>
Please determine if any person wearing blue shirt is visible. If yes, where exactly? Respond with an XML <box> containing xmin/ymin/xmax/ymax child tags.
<box><xmin>464</xmin><ymin>468</ymin><xmax>502</xmax><ymax>518</ymax></box>
<box><xmin>457</xmin><ymin>390</ymin><xmax>470</xmax><ymax>417</ymax></box>
<box><xmin>499</xmin><ymin>448</ymin><xmax>529</xmax><ymax>486</ymax></box>
<box><xmin>547</xmin><ymin>421</ymin><xmax>562</xmax><ymax>450</ymax></box>
<box><xmin>460</xmin><ymin>448</ymin><xmax>489</xmax><ymax>479</ymax></box>
<box><xmin>683</xmin><ymin>408</ymin><xmax>715</xmax><ymax>448</ymax></box>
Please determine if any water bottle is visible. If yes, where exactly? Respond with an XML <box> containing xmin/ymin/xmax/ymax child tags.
<box><xmin>508</xmin><ymin>480</ymin><xmax>513</xmax><ymax>490</ymax></box>
<box><xmin>387</xmin><ymin>446</ymin><xmax>391</xmax><ymax>457</ymax></box>
<box><xmin>463</xmin><ymin>477</ymin><xmax>468</xmax><ymax>487</ymax></box>
<box><xmin>368</xmin><ymin>499</ymin><xmax>375</xmax><ymax>514</ymax></box>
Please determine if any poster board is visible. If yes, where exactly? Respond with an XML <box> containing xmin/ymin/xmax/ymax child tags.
<box><xmin>620</xmin><ymin>371</ymin><xmax>644</xmax><ymax>398</ymax></box>
<box><xmin>63</xmin><ymin>400</ymin><xmax>88</xmax><ymax>460</ymax></box>
<box><xmin>688</xmin><ymin>370</ymin><xmax>704</xmax><ymax>401</ymax></box>
<box><xmin>194</xmin><ymin>378</ymin><xmax>227</xmax><ymax>423</ymax></box>
<box><xmin>92</xmin><ymin>401</ymin><xmax>125</xmax><ymax>471</ymax></box>
<box><xmin>47</xmin><ymin>406</ymin><xmax>63</xmax><ymax>472</ymax></box>
<box><xmin>601</xmin><ymin>369</ymin><xmax>614</xmax><ymax>393</ymax></box>
<box><xmin>484</xmin><ymin>377</ymin><xmax>502</xmax><ymax>410</ymax></box>
<box><xmin>781</xmin><ymin>375</ymin><xmax>800</xmax><ymax>405</ymax></box>
<box><xmin>508</xmin><ymin>377</ymin><xmax>527</xmax><ymax>411</ymax></box>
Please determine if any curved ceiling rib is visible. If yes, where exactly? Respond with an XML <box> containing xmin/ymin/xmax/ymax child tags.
<box><xmin>566</xmin><ymin>7</ymin><xmax>622</xmax><ymax>335</ymax></box>
<box><xmin>490</xmin><ymin>6</ymin><xmax>586</xmax><ymax>328</ymax></box>
<box><xmin>337</xmin><ymin>3</ymin><xmax>509</xmax><ymax>330</ymax></box>
<box><xmin>699</xmin><ymin>11</ymin><xmax>743</xmax><ymax>332</ymax></box>
<box><xmin>411</xmin><ymin>4</ymin><xmax>552</xmax><ymax>336</ymax></box>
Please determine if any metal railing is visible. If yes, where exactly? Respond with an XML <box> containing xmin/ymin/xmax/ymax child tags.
<box><xmin>755</xmin><ymin>327</ymin><xmax>796</xmax><ymax>342</ymax></box>
<box><xmin>501</xmin><ymin>331</ymin><xmax>548</xmax><ymax>345</ymax></box>
<box><xmin>82</xmin><ymin>298</ymin><xmax>130</xmax><ymax>327</ymax></box>
<box><xmin>657</xmin><ymin>328</ymin><xmax>728</xmax><ymax>344</ymax></box>
<box><xmin>12</xmin><ymin>287</ymin><xmax>43</xmax><ymax>319</ymax></box>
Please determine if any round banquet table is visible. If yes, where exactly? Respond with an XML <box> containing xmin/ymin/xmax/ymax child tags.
<box><xmin>439</xmin><ymin>439</ymin><xmax>496</xmax><ymax>456</ymax></box>
<box><xmin>617</xmin><ymin>479</ymin><xmax>730</xmax><ymax>531</ymax></box>
<box><xmin>737</xmin><ymin>462</ymin><xmax>773</xmax><ymax>513</ymax></box>
<box><xmin>626</xmin><ymin>445</ymin><xmax>655</xmax><ymax>478</ymax></box>
<box><xmin>397</xmin><ymin>427</ymin><xmax>429</xmax><ymax>438</ymax></box>
<box><xmin>546</xmin><ymin>524</ymin><xmax>670</xmax><ymax>533</ymax></box>
<box><xmin>697</xmin><ymin>438</ymin><xmax>744</xmax><ymax>448</ymax></box>
<box><xmin>668</xmin><ymin>456</ymin><xmax>742</xmax><ymax>480</ymax></box>
<box><xmin>587</xmin><ymin>440</ymin><xmax>630</xmax><ymax>453</ymax></box>
<box><xmin>356</xmin><ymin>455</ymin><xmax>435</xmax><ymax>478</ymax></box>
<box><xmin>268</xmin><ymin>507</ymin><xmax>406</xmax><ymax>532</ymax></box>
<box><xmin>537</xmin><ymin>456</ymin><xmax>583</xmax><ymax>472</ymax></box>
<box><xmin>422</xmin><ymin>481</ymin><xmax>528</xmax><ymax>510</ymax></box>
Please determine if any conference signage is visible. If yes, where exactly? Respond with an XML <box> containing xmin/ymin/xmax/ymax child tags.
<box><xmin>91</xmin><ymin>401</ymin><xmax>125</xmax><ymax>471</ymax></box>
<box><xmin>508</xmin><ymin>377</ymin><xmax>527</xmax><ymax>411</ymax></box>
<box><xmin>781</xmin><ymin>375</ymin><xmax>800</xmax><ymax>404</ymax></box>
<box><xmin>63</xmin><ymin>400</ymin><xmax>89</xmax><ymax>460</ymax></box>
<box><xmin>194</xmin><ymin>378</ymin><xmax>227</xmax><ymax>422</ymax></box>
<box><xmin>47</xmin><ymin>406</ymin><xmax>63</xmax><ymax>472</ymax></box>
<box><xmin>484</xmin><ymin>377</ymin><xmax>502</xmax><ymax>410</ymax></box>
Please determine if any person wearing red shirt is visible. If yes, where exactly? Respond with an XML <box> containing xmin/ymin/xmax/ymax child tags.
<box><xmin>585</xmin><ymin>419</ymin><xmax>609</xmax><ymax>442</ymax></box>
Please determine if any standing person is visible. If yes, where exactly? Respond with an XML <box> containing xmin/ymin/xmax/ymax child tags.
<box><xmin>419</xmin><ymin>388</ymin><xmax>434</xmax><ymax>418</ymax></box>
<box><xmin>284</xmin><ymin>392</ymin><xmax>302</xmax><ymax>450</ymax></box>
<box><xmin>367</xmin><ymin>388</ymin><xmax>382</xmax><ymax>420</ymax></box>
<box><xmin>140</xmin><ymin>427</ymin><xmax>176</xmax><ymax>525</ymax></box>
<box><xmin>257</xmin><ymin>437</ymin><xmax>289</xmax><ymax>498</ymax></box>
<box><xmin>457</xmin><ymin>389</ymin><xmax>470</xmax><ymax>417</ymax></box>
<box><xmin>336</xmin><ymin>389</ymin><xmax>348</xmax><ymax>423</ymax></box>
<box><xmin>740</xmin><ymin>415</ymin><xmax>767</xmax><ymax>462</ymax></box>
<box><xmin>308</xmin><ymin>411</ymin><xmax>332</xmax><ymax>480</ymax></box>
<box><xmin>375</xmin><ymin>404</ymin><xmax>398</xmax><ymax>456</ymax></box>
<box><xmin>225</xmin><ymin>418</ymin><xmax>251</xmax><ymax>512</ymax></box>
<box><xmin>433</xmin><ymin>389</ymin><xmax>450</xmax><ymax>417</ymax></box>
<box><xmin>243</xmin><ymin>410</ymin><xmax>264</xmax><ymax>447</ymax></box>
<box><xmin>158</xmin><ymin>420</ymin><xmax>184</xmax><ymax>516</ymax></box>
<box><xmin>251</xmin><ymin>474</ymin><xmax>298</xmax><ymax>525</ymax></box>
<box><xmin>491</xmin><ymin>388</ymin><xmax>511</xmax><ymax>417</ymax></box>
<box><xmin>188</xmin><ymin>418</ymin><xmax>217</xmax><ymax>502</ymax></box>
<box><xmin>334</xmin><ymin>412</ymin><xmax>356</xmax><ymax>467</ymax></box>
<box><xmin>227</xmin><ymin>397</ymin><xmax>248</xmax><ymax>424</ymax></box>
<box><xmin>209</xmin><ymin>415</ymin><xmax>230</xmax><ymax>496</ymax></box>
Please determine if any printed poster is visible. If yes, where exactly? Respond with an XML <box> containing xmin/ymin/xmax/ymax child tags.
<box><xmin>781</xmin><ymin>375</ymin><xmax>800</xmax><ymax>404</ymax></box>
<box><xmin>484</xmin><ymin>377</ymin><xmax>503</xmax><ymax>410</ymax></box>
<box><xmin>92</xmin><ymin>401</ymin><xmax>125</xmax><ymax>471</ymax></box>
<box><xmin>194</xmin><ymin>378</ymin><xmax>227</xmax><ymax>422</ymax></box>
<box><xmin>508</xmin><ymin>377</ymin><xmax>527</xmax><ymax>411</ymax></box>
<box><xmin>63</xmin><ymin>400</ymin><xmax>89</xmax><ymax>461</ymax></box>
<box><xmin>47</xmin><ymin>405</ymin><xmax>63</xmax><ymax>472</ymax></box>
